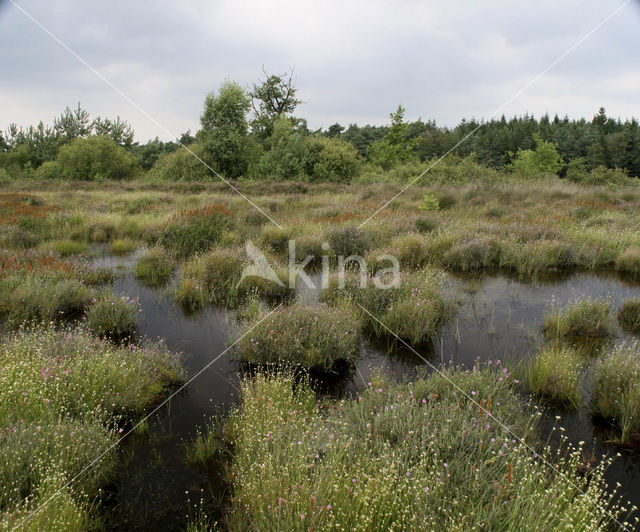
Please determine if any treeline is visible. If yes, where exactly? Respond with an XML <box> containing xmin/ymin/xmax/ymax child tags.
<box><xmin>1</xmin><ymin>69</ymin><xmax>639</xmax><ymax>183</ymax></box>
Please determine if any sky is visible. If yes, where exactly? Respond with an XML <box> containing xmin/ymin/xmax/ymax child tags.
<box><xmin>1</xmin><ymin>0</ymin><xmax>639</xmax><ymax>143</ymax></box>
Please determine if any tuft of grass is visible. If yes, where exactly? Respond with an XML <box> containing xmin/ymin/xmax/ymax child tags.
<box><xmin>592</xmin><ymin>343</ymin><xmax>640</xmax><ymax>443</ymax></box>
<box><xmin>326</xmin><ymin>224</ymin><xmax>372</xmax><ymax>257</ymax></box>
<box><xmin>617</xmin><ymin>247</ymin><xmax>640</xmax><ymax>278</ymax></box>
<box><xmin>234</xmin><ymin>304</ymin><xmax>360</xmax><ymax>370</ymax></box>
<box><xmin>542</xmin><ymin>298</ymin><xmax>615</xmax><ymax>346</ymax></box>
<box><xmin>48</xmin><ymin>239</ymin><xmax>87</xmax><ymax>257</ymax></box>
<box><xmin>135</xmin><ymin>247</ymin><xmax>173</xmax><ymax>287</ymax></box>
<box><xmin>442</xmin><ymin>238</ymin><xmax>502</xmax><ymax>273</ymax></box>
<box><xmin>618</xmin><ymin>298</ymin><xmax>640</xmax><ymax>333</ymax></box>
<box><xmin>413</xmin><ymin>215</ymin><xmax>439</xmax><ymax>234</ymax></box>
<box><xmin>387</xmin><ymin>233</ymin><xmax>429</xmax><ymax>269</ymax></box>
<box><xmin>176</xmin><ymin>247</ymin><xmax>293</xmax><ymax>311</ymax></box>
<box><xmin>0</xmin><ymin>326</ymin><xmax>184</xmax><ymax>523</ymax></box>
<box><xmin>84</xmin><ymin>294</ymin><xmax>139</xmax><ymax>340</ymax></box>
<box><xmin>223</xmin><ymin>368</ymin><xmax>624</xmax><ymax>530</ymax></box>
<box><xmin>110</xmin><ymin>238</ymin><xmax>138</xmax><ymax>255</ymax></box>
<box><xmin>0</xmin><ymin>271</ymin><xmax>92</xmax><ymax>324</ymax></box>
<box><xmin>526</xmin><ymin>346</ymin><xmax>582</xmax><ymax>408</ymax></box>
<box><xmin>159</xmin><ymin>204</ymin><xmax>232</xmax><ymax>259</ymax></box>
<box><xmin>322</xmin><ymin>268</ymin><xmax>452</xmax><ymax>345</ymax></box>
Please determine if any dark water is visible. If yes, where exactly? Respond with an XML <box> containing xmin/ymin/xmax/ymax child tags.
<box><xmin>93</xmin><ymin>252</ymin><xmax>640</xmax><ymax>529</ymax></box>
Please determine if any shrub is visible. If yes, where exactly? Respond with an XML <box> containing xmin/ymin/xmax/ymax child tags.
<box><xmin>150</xmin><ymin>142</ymin><xmax>212</xmax><ymax>181</ymax></box>
<box><xmin>508</xmin><ymin>134</ymin><xmax>563</xmax><ymax>178</ymax></box>
<box><xmin>0</xmin><ymin>272</ymin><xmax>93</xmax><ymax>323</ymax></box>
<box><xmin>542</xmin><ymin>299</ymin><xmax>615</xmax><ymax>346</ymax></box>
<box><xmin>234</xmin><ymin>304</ymin><xmax>360</xmax><ymax>370</ymax></box>
<box><xmin>49</xmin><ymin>240</ymin><xmax>87</xmax><ymax>257</ymax></box>
<box><xmin>304</xmin><ymin>135</ymin><xmax>362</xmax><ymax>183</ymax></box>
<box><xmin>527</xmin><ymin>346</ymin><xmax>582</xmax><ymax>408</ymax></box>
<box><xmin>592</xmin><ymin>343</ymin><xmax>640</xmax><ymax>443</ymax></box>
<box><xmin>84</xmin><ymin>295</ymin><xmax>139</xmax><ymax>340</ymax></box>
<box><xmin>616</xmin><ymin>247</ymin><xmax>640</xmax><ymax>278</ymax></box>
<box><xmin>223</xmin><ymin>368</ymin><xmax>621</xmax><ymax>531</ymax></box>
<box><xmin>618</xmin><ymin>298</ymin><xmax>640</xmax><ymax>333</ymax></box>
<box><xmin>56</xmin><ymin>135</ymin><xmax>139</xmax><ymax>180</ymax></box>
<box><xmin>110</xmin><ymin>238</ymin><xmax>137</xmax><ymax>255</ymax></box>
<box><xmin>135</xmin><ymin>247</ymin><xmax>173</xmax><ymax>287</ymax></box>
<box><xmin>159</xmin><ymin>204</ymin><xmax>232</xmax><ymax>259</ymax></box>
<box><xmin>419</xmin><ymin>193</ymin><xmax>440</xmax><ymax>211</ymax></box>
<box><xmin>327</xmin><ymin>224</ymin><xmax>372</xmax><ymax>257</ymax></box>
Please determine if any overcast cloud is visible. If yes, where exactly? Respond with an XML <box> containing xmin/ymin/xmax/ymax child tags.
<box><xmin>1</xmin><ymin>0</ymin><xmax>639</xmax><ymax>142</ymax></box>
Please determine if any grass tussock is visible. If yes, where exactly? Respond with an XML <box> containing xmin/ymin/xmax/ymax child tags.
<box><xmin>234</xmin><ymin>304</ymin><xmax>360</xmax><ymax>370</ymax></box>
<box><xmin>322</xmin><ymin>268</ymin><xmax>452</xmax><ymax>344</ymax></box>
<box><xmin>592</xmin><ymin>343</ymin><xmax>640</xmax><ymax>444</ymax></box>
<box><xmin>0</xmin><ymin>326</ymin><xmax>184</xmax><ymax>528</ymax></box>
<box><xmin>616</xmin><ymin>247</ymin><xmax>640</xmax><ymax>278</ymax></box>
<box><xmin>135</xmin><ymin>247</ymin><xmax>173</xmax><ymax>287</ymax></box>
<box><xmin>220</xmin><ymin>368</ymin><xmax>625</xmax><ymax>530</ymax></box>
<box><xmin>110</xmin><ymin>238</ymin><xmax>138</xmax><ymax>255</ymax></box>
<box><xmin>618</xmin><ymin>298</ymin><xmax>640</xmax><ymax>333</ymax></box>
<box><xmin>526</xmin><ymin>346</ymin><xmax>582</xmax><ymax>409</ymax></box>
<box><xmin>542</xmin><ymin>298</ymin><xmax>615</xmax><ymax>348</ymax></box>
<box><xmin>84</xmin><ymin>294</ymin><xmax>139</xmax><ymax>340</ymax></box>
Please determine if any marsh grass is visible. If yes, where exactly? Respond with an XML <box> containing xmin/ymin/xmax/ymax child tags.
<box><xmin>616</xmin><ymin>248</ymin><xmax>640</xmax><ymax>279</ymax></box>
<box><xmin>221</xmin><ymin>368</ymin><xmax>628</xmax><ymax>531</ymax></box>
<box><xmin>176</xmin><ymin>247</ymin><xmax>293</xmax><ymax>311</ymax></box>
<box><xmin>542</xmin><ymin>299</ymin><xmax>615</xmax><ymax>353</ymax></box>
<box><xmin>322</xmin><ymin>268</ymin><xmax>453</xmax><ymax>345</ymax></box>
<box><xmin>0</xmin><ymin>326</ymin><xmax>184</xmax><ymax>528</ymax></box>
<box><xmin>0</xmin><ymin>271</ymin><xmax>93</xmax><ymax>324</ymax></box>
<box><xmin>135</xmin><ymin>247</ymin><xmax>173</xmax><ymax>287</ymax></box>
<box><xmin>234</xmin><ymin>304</ymin><xmax>360</xmax><ymax>370</ymax></box>
<box><xmin>526</xmin><ymin>346</ymin><xmax>582</xmax><ymax>409</ymax></box>
<box><xmin>110</xmin><ymin>238</ymin><xmax>138</xmax><ymax>255</ymax></box>
<box><xmin>48</xmin><ymin>239</ymin><xmax>87</xmax><ymax>257</ymax></box>
<box><xmin>592</xmin><ymin>343</ymin><xmax>640</xmax><ymax>444</ymax></box>
<box><xmin>160</xmin><ymin>204</ymin><xmax>232</xmax><ymax>259</ymax></box>
<box><xmin>618</xmin><ymin>298</ymin><xmax>640</xmax><ymax>334</ymax></box>
<box><xmin>84</xmin><ymin>294</ymin><xmax>139</xmax><ymax>340</ymax></box>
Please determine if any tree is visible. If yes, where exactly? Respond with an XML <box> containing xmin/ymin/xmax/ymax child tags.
<box><xmin>325</xmin><ymin>123</ymin><xmax>345</xmax><ymax>138</ymax></box>
<box><xmin>304</xmin><ymin>135</ymin><xmax>361</xmax><ymax>183</ymax></box>
<box><xmin>250</xmin><ymin>68</ymin><xmax>301</xmax><ymax>140</ymax></box>
<box><xmin>608</xmin><ymin>132</ymin><xmax>628</xmax><ymax>169</ymax></box>
<box><xmin>367</xmin><ymin>105</ymin><xmax>418</xmax><ymax>170</ymax></box>
<box><xmin>92</xmin><ymin>116</ymin><xmax>134</xmax><ymax>147</ymax></box>
<box><xmin>508</xmin><ymin>134</ymin><xmax>563</xmax><ymax>178</ymax></box>
<box><xmin>53</xmin><ymin>103</ymin><xmax>92</xmax><ymax>141</ymax></box>
<box><xmin>199</xmin><ymin>80</ymin><xmax>251</xmax><ymax>178</ymax></box>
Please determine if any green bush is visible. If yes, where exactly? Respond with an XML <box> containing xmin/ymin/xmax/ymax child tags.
<box><xmin>508</xmin><ymin>134</ymin><xmax>563</xmax><ymax>178</ymax></box>
<box><xmin>592</xmin><ymin>343</ymin><xmax>640</xmax><ymax>443</ymax></box>
<box><xmin>135</xmin><ymin>247</ymin><xmax>173</xmax><ymax>287</ymax></box>
<box><xmin>234</xmin><ymin>304</ymin><xmax>360</xmax><ymax>370</ymax></box>
<box><xmin>159</xmin><ymin>204</ymin><xmax>232</xmax><ymax>259</ymax></box>
<box><xmin>304</xmin><ymin>135</ymin><xmax>361</xmax><ymax>182</ymax></box>
<box><xmin>527</xmin><ymin>346</ymin><xmax>582</xmax><ymax>408</ymax></box>
<box><xmin>618</xmin><ymin>299</ymin><xmax>640</xmax><ymax>333</ymax></box>
<box><xmin>84</xmin><ymin>295</ymin><xmax>139</xmax><ymax>340</ymax></box>
<box><xmin>55</xmin><ymin>135</ymin><xmax>139</xmax><ymax>180</ymax></box>
<box><xmin>150</xmin><ymin>143</ymin><xmax>212</xmax><ymax>181</ymax></box>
